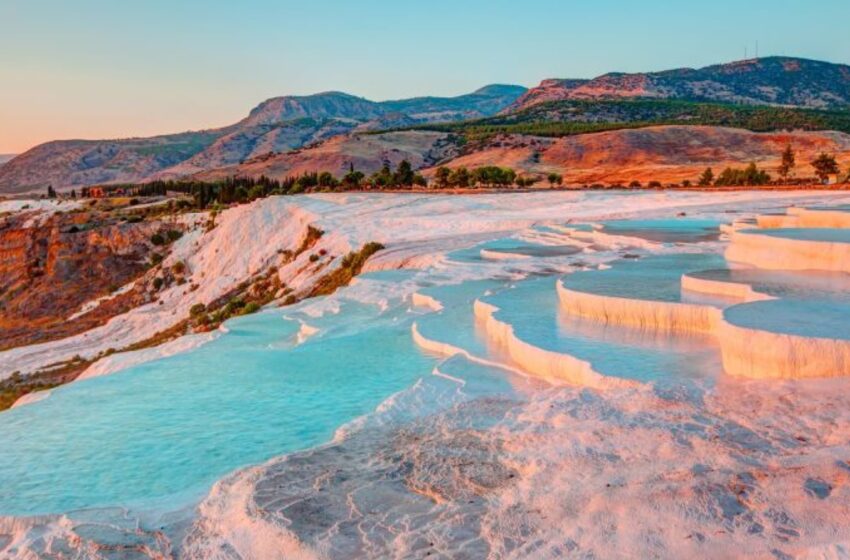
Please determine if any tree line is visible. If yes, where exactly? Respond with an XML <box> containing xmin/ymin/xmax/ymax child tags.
<box><xmin>697</xmin><ymin>148</ymin><xmax>847</xmax><ymax>187</ymax></box>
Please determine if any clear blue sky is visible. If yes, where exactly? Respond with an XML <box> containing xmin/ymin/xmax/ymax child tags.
<box><xmin>1</xmin><ymin>0</ymin><xmax>848</xmax><ymax>152</ymax></box>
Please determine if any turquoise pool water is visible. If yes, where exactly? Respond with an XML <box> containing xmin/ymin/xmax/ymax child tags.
<box><xmin>746</xmin><ymin>228</ymin><xmax>850</xmax><ymax>243</ymax></box>
<box><xmin>686</xmin><ymin>269</ymin><xmax>850</xmax><ymax>302</ymax></box>
<box><xmin>483</xmin><ymin>277</ymin><xmax>721</xmax><ymax>383</ymax></box>
<box><xmin>0</xmin><ymin>297</ymin><xmax>437</xmax><ymax>516</ymax></box>
<box><xmin>601</xmin><ymin>218</ymin><xmax>722</xmax><ymax>243</ymax></box>
<box><xmin>414</xmin><ymin>279</ymin><xmax>508</xmax><ymax>359</ymax></box>
<box><xmin>724</xmin><ymin>299</ymin><xmax>850</xmax><ymax>340</ymax></box>
<box><xmin>562</xmin><ymin>253</ymin><xmax>727</xmax><ymax>302</ymax></box>
<box><xmin>449</xmin><ymin>238</ymin><xmax>580</xmax><ymax>262</ymax></box>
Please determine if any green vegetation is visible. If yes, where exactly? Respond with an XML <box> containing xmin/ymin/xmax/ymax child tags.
<box><xmin>400</xmin><ymin>99</ymin><xmax>850</xmax><ymax>141</ymax></box>
<box><xmin>111</xmin><ymin>161</ymin><xmax>427</xmax><ymax>210</ymax></box>
<box><xmin>713</xmin><ymin>163</ymin><xmax>772</xmax><ymax>186</ymax></box>
<box><xmin>698</xmin><ymin>168</ymin><xmax>715</xmax><ymax>186</ymax></box>
<box><xmin>779</xmin><ymin>145</ymin><xmax>796</xmax><ymax>181</ymax></box>
<box><xmin>0</xmin><ymin>357</ymin><xmax>92</xmax><ymax>411</ymax></box>
<box><xmin>811</xmin><ymin>153</ymin><xmax>840</xmax><ymax>182</ymax></box>
<box><xmin>309</xmin><ymin>242</ymin><xmax>385</xmax><ymax>297</ymax></box>
<box><xmin>432</xmin><ymin>165</ymin><xmax>524</xmax><ymax>188</ymax></box>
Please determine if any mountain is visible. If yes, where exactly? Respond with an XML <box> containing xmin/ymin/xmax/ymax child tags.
<box><xmin>4</xmin><ymin>56</ymin><xmax>850</xmax><ymax>194</ymax></box>
<box><xmin>0</xmin><ymin>131</ymin><xmax>226</xmax><ymax>195</ymax></box>
<box><xmin>243</xmin><ymin>85</ymin><xmax>527</xmax><ymax>126</ymax></box>
<box><xmin>0</xmin><ymin>154</ymin><xmax>15</xmax><ymax>166</ymax></box>
<box><xmin>508</xmin><ymin>57</ymin><xmax>850</xmax><ymax>112</ymax></box>
<box><xmin>0</xmin><ymin>86</ymin><xmax>526</xmax><ymax>193</ymax></box>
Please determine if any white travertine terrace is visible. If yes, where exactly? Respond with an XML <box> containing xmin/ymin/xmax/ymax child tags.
<box><xmin>726</xmin><ymin>228</ymin><xmax>850</xmax><ymax>272</ymax></box>
<box><xmin>409</xmin><ymin>203</ymin><xmax>850</xmax><ymax>383</ymax></box>
<box><xmin>471</xmin><ymin>299</ymin><xmax>637</xmax><ymax>390</ymax></box>
<box><xmin>680</xmin><ymin>272</ymin><xmax>776</xmax><ymax>302</ymax></box>
<box><xmin>410</xmin><ymin>292</ymin><xmax>444</xmax><ymax>311</ymax></box>
<box><xmin>755</xmin><ymin>213</ymin><xmax>799</xmax><ymax>228</ymax></box>
<box><xmin>556</xmin><ymin>281</ymin><xmax>723</xmax><ymax>333</ymax></box>
<box><xmin>787</xmin><ymin>206</ymin><xmax>850</xmax><ymax>228</ymax></box>
<box><xmin>717</xmin><ymin>314</ymin><xmax>850</xmax><ymax>379</ymax></box>
<box><xmin>552</xmin><ymin>208</ymin><xmax>850</xmax><ymax>379</ymax></box>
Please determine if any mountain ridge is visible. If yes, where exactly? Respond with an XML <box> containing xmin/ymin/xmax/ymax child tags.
<box><xmin>0</xmin><ymin>85</ymin><xmax>526</xmax><ymax>193</ymax></box>
<box><xmin>4</xmin><ymin>56</ymin><xmax>850</xmax><ymax>194</ymax></box>
<box><xmin>507</xmin><ymin>56</ymin><xmax>850</xmax><ymax>113</ymax></box>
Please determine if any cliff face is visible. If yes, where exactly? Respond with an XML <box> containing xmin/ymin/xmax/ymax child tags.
<box><xmin>0</xmin><ymin>211</ymin><xmax>160</xmax><ymax>350</ymax></box>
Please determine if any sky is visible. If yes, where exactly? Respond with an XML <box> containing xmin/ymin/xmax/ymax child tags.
<box><xmin>1</xmin><ymin>0</ymin><xmax>849</xmax><ymax>153</ymax></box>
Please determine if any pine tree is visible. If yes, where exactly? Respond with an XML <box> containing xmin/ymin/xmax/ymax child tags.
<box><xmin>698</xmin><ymin>168</ymin><xmax>714</xmax><ymax>186</ymax></box>
<box><xmin>778</xmin><ymin>145</ymin><xmax>795</xmax><ymax>182</ymax></box>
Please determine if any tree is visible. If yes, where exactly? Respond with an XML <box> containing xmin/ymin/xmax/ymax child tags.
<box><xmin>448</xmin><ymin>167</ymin><xmax>470</xmax><ymax>188</ymax></box>
<box><xmin>370</xmin><ymin>163</ymin><xmax>393</xmax><ymax>188</ymax></box>
<box><xmin>47</xmin><ymin>185</ymin><xmax>57</xmax><ymax>199</ymax></box>
<box><xmin>342</xmin><ymin>169</ymin><xmax>365</xmax><ymax>188</ymax></box>
<box><xmin>435</xmin><ymin>166</ymin><xmax>452</xmax><ymax>189</ymax></box>
<box><xmin>714</xmin><ymin>163</ymin><xmax>771</xmax><ymax>186</ymax></box>
<box><xmin>698</xmin><ymin>168</ymin><xmax>714</xmax><ymax>186</ymax></box>
<box><xmin>547</xmin><ymin>173</ymin><xmax>563</xmax><ymax>187</ymax></box>
<box><xmin>811</xmin><ymin>153</ymin><xmax>839</xmax><ymax>183</ymax></box>
<box><xmin>778</xmin><ymin>145</ymin><xmax>795</xmax><ymax>182</ymax></box>
<box><xmin>318</xmin><ymin>171</ymin><xmax>338</xmax><ymax>188</ymax></box>
<box><xmin>393</xmin><ymin>160</ymin><xmax>415</xmax><ymax>186</ymax></box>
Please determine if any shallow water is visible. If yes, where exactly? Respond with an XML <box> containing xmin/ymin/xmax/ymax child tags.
<box><xmin>687</xmin><ymin>268</ymin><xmax>850</xmax><ymax>301</ymax></box>
<box><xmin>562</xmin><ymin>253</ymin><xmax>727</xmax><ymax>302</ymax></box>
<box><xmin>724</xmin><ymin>299</ymin><xmax>850</xmax><ymax>339</ymax></box>
<box><xmin>484</xmin><ymin>277</ymin><xmax>721</xmax><ymax>384</ymax></box>
<box><xmin>0</xmin><ymin>298</ymin><xmax>436</xmax><ymax>516</ymax></box>
<box><xmin>749</xmin><ymin>227</ymin><xmax>850</xmax><ymax>242</ymax></box>
<box><xmin>600</xmin><ymin>218</ymin><xmax>722</xmax><ymax>243</ymax></box>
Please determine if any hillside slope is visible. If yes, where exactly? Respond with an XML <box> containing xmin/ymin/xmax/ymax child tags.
<box><xmin>0</xmin><ymin>87</ymin><xmax>525</xmax><ymax>193</ymax></box>
<box><xmin>426</xmin><ymin>125</ymin><xmax>850</xmax><ymax>185</ymax></box>
<box><xmin>508</xmin><ymin>57</ymin><xmax>850</xmax><ymax>112</ymax></box>
<box><xmin>195</xmin><ymin>131</ymin><xmax>457</xmax><ymax>182</ymax></box>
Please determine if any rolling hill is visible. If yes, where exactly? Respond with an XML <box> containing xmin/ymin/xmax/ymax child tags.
<box><xmin>0</xmin><ymin>86</ymin><xmax>525</xmax><ymax>194</ymax></box>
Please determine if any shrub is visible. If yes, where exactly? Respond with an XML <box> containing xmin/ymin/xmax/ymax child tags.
<box><xmin>309</xmin><ymin>254</ymin><xmax>319</xmax><ymax>263</ymax></box>
<box><xmin>648</xmin><ymin>181</ymin><xmax>662</xmax><ymax>188</ymax></box>
<box><xmin>172</xmin><ymin>261</ymin><xmax>186</xmax><ymax>275</ymax></box>
<box><xmin>166</xmin><ymin>229</ymin><xmax>183</xmax><ymax>242</ymax></box>
<box><xmin>714</xmin><ymin>163</ymin><xmax>771</xmax><ymax>186</ymax></box>
<box><xmin>628</xmin><ymin>180</ymin><xmax>642</xmax><ymax>188</ymax></box>
<box><xmin>150</xmin><ymin>233</ymin><xmax>166</xmax><ymax>246</ymax></box>
<box><xmin>242</xmin><ymin>302</ymin><xmax>261</xmax><ymax>315</ymax></box>
<box><xmin>284</xmin><ymin>295</ymin><xmax>297</xmax><ymax>305</ymax></box>
<box><xmin>149</xmin><ymin>253</ymin><xmax>164</xmax><ymax>266</ymax></box>
<box><xmin>189</xmin><ymin>303</ymin><xmax>207</xmax><ymax>316</ymax></box>
<box><xmin>152</xmin><ymin>277</ymin><xmax>164</xmax><ymax>290</ymax></box>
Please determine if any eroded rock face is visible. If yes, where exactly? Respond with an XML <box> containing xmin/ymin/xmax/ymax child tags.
<box><xmin>0</xmin><ymin>211</ymin><xmax>159</xmax><ymax>349</ymax></box>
